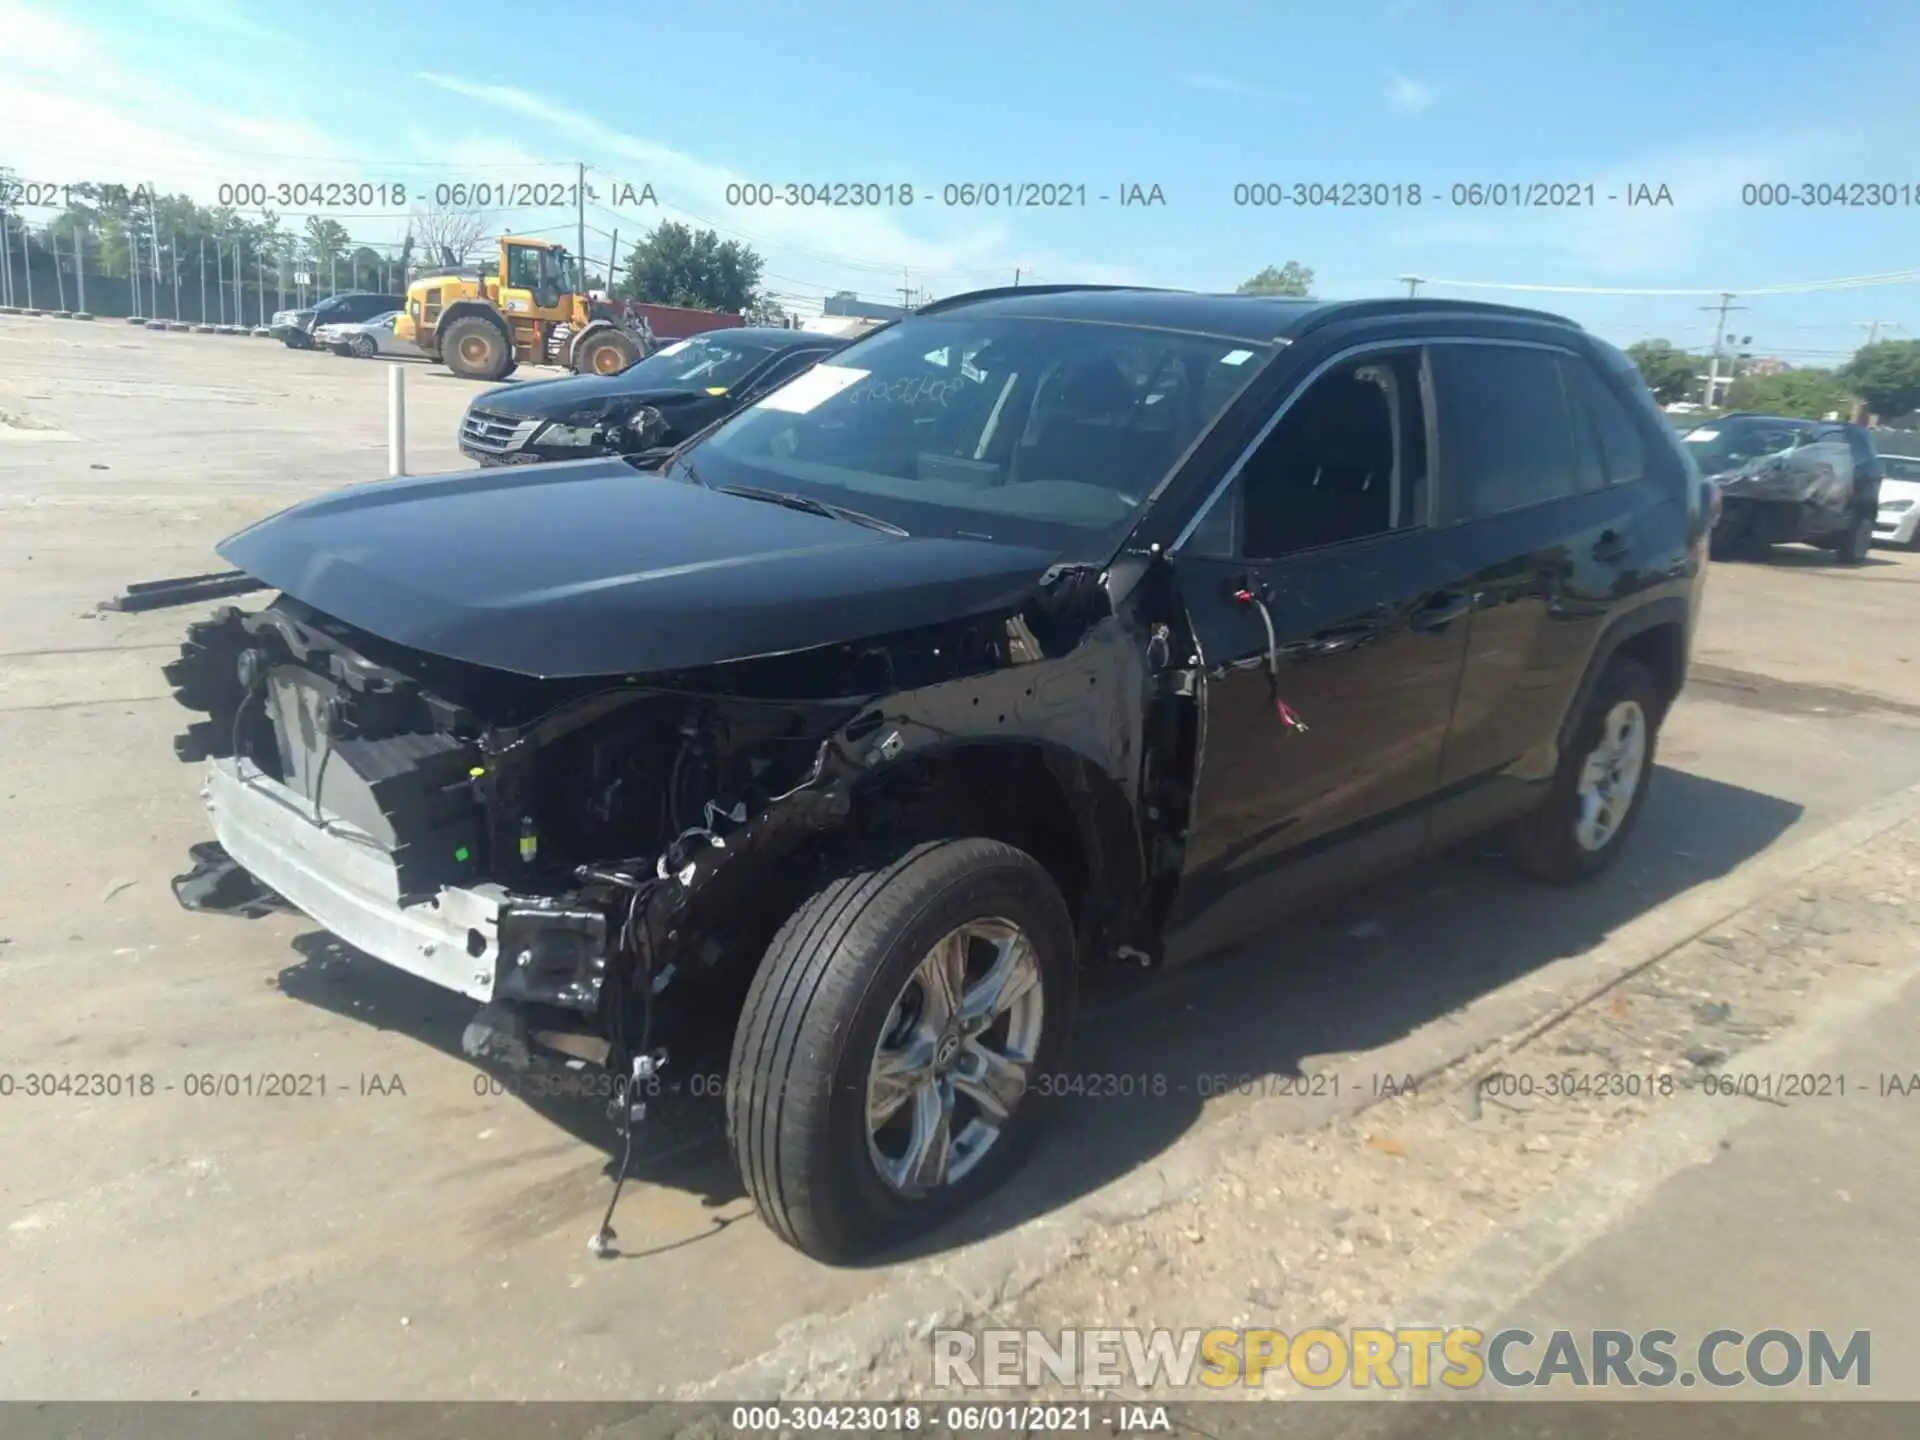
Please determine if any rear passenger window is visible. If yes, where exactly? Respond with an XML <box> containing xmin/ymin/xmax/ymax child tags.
<box><xmin>1562</xmin><ymin>358</ymin><xmax>1647</xmax><ymax>485</ymax></box>
<box><xmin>1432</xmin><ymin>344</ymin><xmax>1578</xmax><ymax>521</ymax></box>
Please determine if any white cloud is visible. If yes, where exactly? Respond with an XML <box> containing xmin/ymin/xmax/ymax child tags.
<box><xmin>410</xmin><ymin>71</ymin><xmax>1150</xmax><ymax>294</ymax></box>
<box><xmin>1387</xmin><ymin>72</ymin><xmax>1437</xmax><ymax>113</ymax></box>
<box><xmin>0</xmin><ymin>2</ymin><xmax>1150</xmax><ymax>302</ymax></box>
<box><xmin>1384</xmin><ymin>132</ymin><xmax>1855</xmax><ymax>280</ymax></box>
<box><xmin>1172</xmin><ymin>72</ymin><xmax>1308</xmax><ymax>105</ymax></box>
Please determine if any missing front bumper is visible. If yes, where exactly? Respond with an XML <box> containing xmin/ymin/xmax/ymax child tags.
<box><xmin>201</xmin><ymin>757</ymin><xmax>511</xmax><ymax>999</ymax></box>
<box><xmin>197</xmin><ymin>759</ymin><xmax>617</xmax><ymax>1015</ymax></box>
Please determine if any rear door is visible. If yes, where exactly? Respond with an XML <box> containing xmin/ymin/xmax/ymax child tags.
<box><xmin>1426</xmin><ymin>339</ymin><xmax>1652</xmax><ymax>834</ymax></box>
<box><xmin>1165</xmin><ymin>342</ymin><xmax>1476</xmax><ymax>953</ymax></box>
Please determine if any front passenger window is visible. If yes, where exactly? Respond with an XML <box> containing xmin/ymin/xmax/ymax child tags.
<box><xmin>1192</xmin><ymin>349</ymin><xmax>1428</xmax><ymax>560</ymax></box>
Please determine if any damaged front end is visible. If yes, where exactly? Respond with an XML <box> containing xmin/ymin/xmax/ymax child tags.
<box><xmin>162</xmin><ymin>562</ymin><xmax>1172</xmax><ymax>1080</ymax></box>
<box><xmin>163</xmin><ymin>595</ymin><xmax>874</xmax><ymax>1064</ymax></box>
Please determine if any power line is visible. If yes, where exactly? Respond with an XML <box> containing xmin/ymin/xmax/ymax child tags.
<box><xmin>1417</xmin><ymin>269</ymin><xmax>1920</xmax><ymax>297</ymax></box>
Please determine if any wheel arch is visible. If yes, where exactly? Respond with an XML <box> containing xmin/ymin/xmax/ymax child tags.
<box><xmin>665</xmin><ymin>733</ymin><xmax>1146</xmax><ymax>997</ymax></box>
<box><xmin>1558</xmin><ymin>596</ymin><xmax>1691</xmax><ymax>753</ymax></box>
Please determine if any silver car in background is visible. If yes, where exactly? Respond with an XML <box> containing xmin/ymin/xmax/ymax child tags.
<box><xmin>313</xmin><ymin>311</ymin><xmax>425</xmax><ymax>360</ymax></box>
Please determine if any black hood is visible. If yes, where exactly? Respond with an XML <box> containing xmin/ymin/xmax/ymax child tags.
<box><xmin>217</xmin><ymin>458</ymin><xmax>1055</xmax><ymax>680</ymax></box>
<box><xmin>472</xmin><ymin>372</ymin><xmax>716</xmax><ymax>420</ymax></box>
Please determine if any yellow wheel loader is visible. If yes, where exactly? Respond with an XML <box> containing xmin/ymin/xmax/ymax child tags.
<box><xmin>394</xmin><ymin>236</ymin><xmax>653</xmax><ymax>383</ymax></box>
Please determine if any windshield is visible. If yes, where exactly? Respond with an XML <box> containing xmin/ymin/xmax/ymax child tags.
<box><xmin>1683</xmin><ymin>419</ymin><xmax>1810</xmax><ymax>474</ymax></box>
<box><xmin>685</xmin><ymin>316</ymin><xmax>1273</xmax><ymax>549</ymax></box>
<box><xmin>622</xmin><ymin>334</ymin><xmax>783</xmax><ymax>390</ymax></box>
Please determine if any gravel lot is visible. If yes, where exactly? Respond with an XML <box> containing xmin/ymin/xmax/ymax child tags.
<box><xmin>3</xmin><ymin>318</ymin><xmax>1919</xmax><ymax>1402</ymax></box>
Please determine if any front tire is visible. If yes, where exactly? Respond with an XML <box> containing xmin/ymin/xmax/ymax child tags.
<box><xmin>441</xmin><ymin>316</ymin><xmax>513</xmax><ymax>381</ymax></box>
<box><xmin>1506</xmin><ymin>656</ymin><xmax>1661</xmax><ymax>883</ymax></box>
<box><xmin>350</xmin><ymin>334</ymin><xmax>377</xmax><ymax>359</ymax></box>
<box><xmin>574</xmin><ymin>329</ymin><xmax>642</xmax><ymax>376</ymax></box>
<box><xmin>727</xmin><ymin>838</ymin><xmax>1075</xmax><ymax>1263</ymax></box>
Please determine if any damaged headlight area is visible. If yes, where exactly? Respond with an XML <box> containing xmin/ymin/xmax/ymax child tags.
<box><xmin>162</xmin><ymin>595</ymin><xmax>870</xmax><ymax>1033</ymax></box>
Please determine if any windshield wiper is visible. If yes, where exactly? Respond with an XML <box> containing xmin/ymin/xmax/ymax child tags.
<box><xmin>716</xmin><ymin>484</ymin><xmax>908</xmax><ymax>536</ymax></box>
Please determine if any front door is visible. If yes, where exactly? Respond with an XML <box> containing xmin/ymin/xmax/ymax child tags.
<box><xmin>1164</xmin><ymin>345</ymin><xmax>1475</xmax><ymax>958</ymax></box>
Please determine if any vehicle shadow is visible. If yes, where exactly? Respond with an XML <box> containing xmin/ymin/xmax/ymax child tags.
<box><xmin>271</xmin><ymin>763</ymin><xmax>1802</xmax><ymax>1265</ymax></box>
<box><xmin>1716</xmin><ymin>546</ymin><xmax>1899</xmax><ymax>570</ymax></box>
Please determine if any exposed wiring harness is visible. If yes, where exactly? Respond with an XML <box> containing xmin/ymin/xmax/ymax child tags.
<box><xmin>1233</xmin><ymin>585</ymin><xmax>1309</xmax><ymax>732</ymax></box>
<box><xmin>586</xmin><ymin>870</ymin><xmax>664</xmax><ymax>1258</ymax></box>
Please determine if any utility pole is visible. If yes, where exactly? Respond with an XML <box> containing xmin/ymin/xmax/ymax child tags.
<box><xmin>607</xmin><ymin>228</ymin><xmax>619</xmax><ymax>295</ymax></box>
<box><xmin>199</xmin><ymin>237</ymin><xmax>207</xmax><ymax>322</ymax></box>
<box><xmin>898</xmin><ymin>268</ymin><xmax>914</xmax><ymax>311</ymax></box>
<box><xmin>1013</xmin><ymin>267</ymin><xmax>1021</xmax><ymax>287</ymax></box>
<box><xmin>20</xmin><ymin>221</ymin><xmax>33</xmax><ymax>310</ymax></box>
<box><xmin>1400</xmin><ymin>274</ymin><xmax>1424</xmax><ymax>297</ymax></box>
<box><xmin>215</xmin><ymin>239</ymin><xmax>225</xmax><ymax>324</ymax></box>
<box><xmin>170</xmin><ymin>232</ymin><xmax>181</xmax><ymax>319</ymax></box>
<box><xmin>146</xmin><ymin>184</ymin><xmax>163</xmax><ymax>319</ymax></box>
<box><xmin>75</xmin><ymin>227</ymin><xmax>86</xmax><ymax>315</ymax></box>
<box><xmin>577</xmin><ymin>161</ymin><xmax>588</xmax><ymax>285</ymax></box>
<box><xmin>1700</xmin><ymin>292</ymin><xmax>1746</xmax><ymax>409</ymax></box>
<box><xmin>0</xmin><ymin>211</ymin><xmax>10</xmax><ymax>307</ymax></box>
<box><xmin>1857</xmin><ymin>319</ymin><xmax>1900</xmax><ymax>347</ymax></box>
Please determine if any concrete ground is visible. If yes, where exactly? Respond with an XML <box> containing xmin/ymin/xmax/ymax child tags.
<box><xmin>2</xmin><ymin>317</ymin><xmax>1918</xmax><ymax>1404</ymax></box>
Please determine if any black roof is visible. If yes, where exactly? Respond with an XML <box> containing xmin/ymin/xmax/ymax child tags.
<box><xmin>910</xmin><ymin>284</ymin><xmax>1583</xmax><ymax>344</ymax></box>
<box><xmin>693</xmin><ymin>326</ymin><xmax>847</xmax><ymax>349</ymax></box>
<box><xmin>1710</xmin><ymin>412</ymin><xmax>1824</xmax><ymax>427</ymax></box>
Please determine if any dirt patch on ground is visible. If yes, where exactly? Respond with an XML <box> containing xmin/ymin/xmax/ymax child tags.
<box><xmin>806</xmin><ymin>819</ymin><xmax>1920</xmax><ymax>1405</ymax></box>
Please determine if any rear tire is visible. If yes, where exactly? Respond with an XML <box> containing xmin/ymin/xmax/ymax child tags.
<box><xmin>1506</xmin><ymin>656</ymin><xmax>1661</xmax><ymax>884</ymax></box>
<box><xmin>441</xmin><ymin>315</ymin><xmax>513</xmax><ymax>381</ymax></box>
<box><xmin>1832</xmin><ymin>509</ymin><xmax>1873</xmax><ymax>565</ymax></box>
<box><xmin>727</xmin><ymin>838</ymin><xmax>1075</xmax><ymax>1263</ymax></box>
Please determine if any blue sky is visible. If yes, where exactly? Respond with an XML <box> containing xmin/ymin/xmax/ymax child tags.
<box><xmin>7</xmin><ymin>0</ymin><xmax>1920</xmax><ymax>366</ymax></box>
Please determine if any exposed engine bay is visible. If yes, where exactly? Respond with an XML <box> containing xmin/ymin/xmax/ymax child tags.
<box><xmin>163</xmin><ymin>573</ymin><xmax>1186</xmax><ymax>1080</ymax></box>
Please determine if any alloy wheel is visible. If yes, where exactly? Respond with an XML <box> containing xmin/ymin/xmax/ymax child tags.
<box><xmin>866</xmin><ymin>918</ymin><xmax>1045</xmax><ymax>1194</ymax></box>
<box><xmin>1574</xmin><ymin>699</ymin><xmax>1648</xmax><ymax>852</ymax></box>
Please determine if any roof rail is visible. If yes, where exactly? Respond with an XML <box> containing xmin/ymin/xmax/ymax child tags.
<box><xmin>911</xmin><ymin>283</ymin><xmax>1171</xmax><ymax>317</ymax></box>
<box><xmin>1293</xmin><ymin>296</ymin><xmax>1584</xmax><ymax>334</ymax></box>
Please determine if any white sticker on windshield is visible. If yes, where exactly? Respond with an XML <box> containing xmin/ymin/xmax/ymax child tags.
<box><xmin>655</xmin><ymin>339</ymin><xmax>691</xmax><ymax>356</ymax></box>
<box><xmin>757</xmin><ymin>363</ymin><xmax>870</xmax><ymax>413</ymax></box>
<box><xmin>1687</xmin><ymin>429</ymin><xmax>1719</xmax><ymax>441</ymax></box>
<box><xmin>1220</xmin><ymin>349</ymin><xmax>1255</xmax><ymax>365</ymax></box>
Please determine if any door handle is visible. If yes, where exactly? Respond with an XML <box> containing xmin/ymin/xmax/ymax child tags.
<box><xmin>1593</xmin><ymin>528</ymin><xmax>1633</xmax><ymax>563</ymax></box>
<box><xmin>1410</xmin><ymin>593</ymin><xmax>1475</xmax><ymax>633</ymax></box>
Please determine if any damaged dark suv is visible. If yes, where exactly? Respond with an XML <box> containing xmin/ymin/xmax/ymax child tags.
<box><xmin>163</xmin><ymin>287</ymin><xmax>1710</xmax><ymax>1262</ymax></box>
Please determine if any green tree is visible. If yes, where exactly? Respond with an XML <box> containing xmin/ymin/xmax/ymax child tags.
<box><xmin>616</xmin><ymin>220</ymin><xmax>763</xmax><ymax>312</ymax></box>
<box><xmin>303</xmin><ymin>215</ymin><xmax>351</xmax><ymax>289</ymax></box>
<box><xmin>1624</xmin><ymin>339</ymin><xmax>1698</xmax><ymax>404</ymax></box>
<box><xmin>1839</xmin><ymin>340</ymin><xmax>1920</xmax><ymax>420</ymax></box>
<box><xmin>1723</xmin><ymin>367</ymin><xmax>1850</xmax><ymax>420</ymax></box>
<box><xmin>744</xmin><ymin>293</ymin><xmax>791</xmax><ymax>326</ymax></box>
<box><xmin>1236</xmin><ymin>261</ymin><xmax>1315</xmax><ymax>296</ymax></box>
<box><xmin>347</xmin><ymin>245</ymin><xmax>386</xmax><ymax>291</ymax></box>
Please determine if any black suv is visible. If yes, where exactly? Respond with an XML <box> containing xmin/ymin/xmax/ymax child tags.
<box><xmin>1685</xmin><ymin>413</ymin><xmax>1883</xmax><ymax>563</ymax></box>
<box><xmin>164</xmin><ymin>287</ymin><xmax>1710</xmax><ymax>1262</ymax></box>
